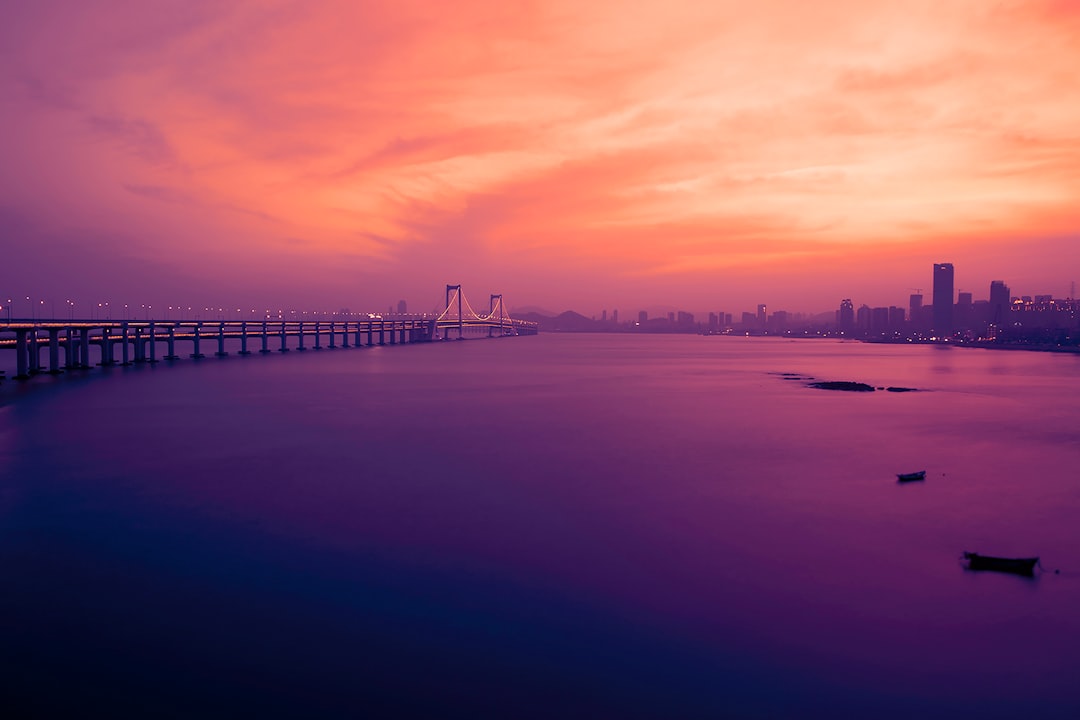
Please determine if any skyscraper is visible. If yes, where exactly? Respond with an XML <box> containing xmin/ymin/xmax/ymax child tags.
<box><xmin>933</xmin><ymin>263</ymin><xmax>954</xmax><ymax>336</ymax></box>
<box><xmin>989</xmin><ymin>280</ymin><xmax>1010</xmax><ymax>324</ymax></box>
<box><xmin>838</xmin><ymin>299</ymin><xmax>854</xmax><ymax>334</ymax></box>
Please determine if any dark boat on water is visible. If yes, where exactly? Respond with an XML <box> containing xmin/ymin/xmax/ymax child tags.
<box><xmin>896</xmin><ymin>470</ymin><xmax>926</xmax><ymax>482</ymax></box>
<box><xmin>963</xmin><ymin>551</ymin><xmax>1039</xmax><ymax>576</ymax></box>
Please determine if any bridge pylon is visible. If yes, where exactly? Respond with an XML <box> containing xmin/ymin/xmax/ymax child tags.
<box><xmin>445</xmin><ymin>284</ymin><xmax>463</xmax><ymax>340</ymax></box>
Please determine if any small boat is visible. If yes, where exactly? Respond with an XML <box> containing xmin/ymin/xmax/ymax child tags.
<box><xmin>962</xmin><ymin>551</ymin><xmax>1039</xmax><ymax>576</ymax></box>
<box><xmin>896</xmin><ymin>470</ymin><xmax>926</xmax><ymax>482</ymax></box>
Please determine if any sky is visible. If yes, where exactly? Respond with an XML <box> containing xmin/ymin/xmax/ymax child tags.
<box><xmin>2</xmin><ymin>0</ymin><xmax>1079</xmax><ymax>318</ymax></box>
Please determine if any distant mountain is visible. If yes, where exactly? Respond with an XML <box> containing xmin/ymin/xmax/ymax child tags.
<box><xmin>515</xmin><ymin>310</ymin><xmax>602</xmax><ymax>332</ymax></box>
<box><xmin>511</xmin><ymin>305</ymin><xmax>557</xmax><ymax>317</ymax></box>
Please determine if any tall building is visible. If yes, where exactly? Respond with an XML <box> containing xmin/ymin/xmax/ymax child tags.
<box><xmin>638</xmin><ymin>310</ymin><xmax>648</xmax><ymax>324</ymax></box>
<box><xmin>839</xmin><ymin>299</ymin><xmax>855</xmax><ymax>334</ymax></box>
<box><xmin>397</xmin><ymin>299</ymin><xmax>407</xmax><ymax>314</ymax></box>
<box><xmin>909</xmin><ymin>293</ymin><xmax>924</xmax><ymax>332</ymax></box>
<box><xmin>956</xmin><ymin>291</ymin><xmax>973</xmax><ymax>332</ymax></box>
<box><xmin>889</xmin><ymin>306</ymin><xmax>905</xmax><ymax>331</ymax></box>
<box><xmin>757</xmin><ymin>304</ymin><xmax>767</xmax><ymax>328</ymax></box>
<box><xmin>933</xmin><ymin>263</ymin><xmax>954</xmax><ymax>336</ymax></box>
<box><xmin>989</xmin><ymin>280</ymin><xmax>1010</xmax><ymax>324</ymax></box>
<box><xmin>856</xmin><ymin>304</ymin><xmax>871</xmax><ymax>332</ymax></box>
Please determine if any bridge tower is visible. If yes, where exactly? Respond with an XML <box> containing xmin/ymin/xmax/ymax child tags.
<box><xmin>490</xmin><ymin>294</ymin><xmax>504</xmax><ymax>337</ymax></box>
<box><xmin>446</xmin><ymin>284</ymin><xmax>463</xmax><ymax>340</ymax></box>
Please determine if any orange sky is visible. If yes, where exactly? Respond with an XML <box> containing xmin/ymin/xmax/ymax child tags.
<box><xmin>2</xmin><ymin>0</ymin><xmax>1079</xmax><ymax>317</ymax></box>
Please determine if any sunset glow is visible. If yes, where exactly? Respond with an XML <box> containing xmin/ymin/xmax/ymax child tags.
<box><xmin>3</xmin><ymin>0</ymin><xmax>1079</xmax><ymax>313</ymax></box>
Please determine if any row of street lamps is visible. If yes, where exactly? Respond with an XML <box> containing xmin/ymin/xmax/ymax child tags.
<box><xmin>1</xmin><ymin>298</ymin><xmax>417</xmax><ymax>323</ymax></box>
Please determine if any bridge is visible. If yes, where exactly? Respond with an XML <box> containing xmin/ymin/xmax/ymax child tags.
<box><xmin>0</xmin><ymin>285</ymin><xmax>537</xmax><ymax>382</ymax></box>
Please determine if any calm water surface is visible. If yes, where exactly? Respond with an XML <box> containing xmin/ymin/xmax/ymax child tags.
<box><xmin>2</xmin><ymin>334</ymin><xmax>1079</xmax><ymax>717</ymax></box>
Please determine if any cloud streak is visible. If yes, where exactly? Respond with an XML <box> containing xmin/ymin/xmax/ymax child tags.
<box><xmin>2</xmin><ymin>0</ymin><xmax>1079</xmax><ymax>313</ymax></box>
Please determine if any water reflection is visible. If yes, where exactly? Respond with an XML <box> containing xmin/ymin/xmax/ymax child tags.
<box><xmin>2</xmin><ymin>335</ymin><xmax>1079</xmax><ymax>718</ymax></box>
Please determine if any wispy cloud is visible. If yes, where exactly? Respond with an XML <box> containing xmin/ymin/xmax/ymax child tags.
<box><xmin>2</xmin><ymin>0</ymin><xmax>1079</xmax><ymax>311</ymax></box>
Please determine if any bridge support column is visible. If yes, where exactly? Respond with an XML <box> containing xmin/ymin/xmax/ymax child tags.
<box><xmin>148</xmin><ymin>323</ymin><xmax>158</xmax><ymax>363</ymax></box>
<box><xmin>297</xmin><ymin>322</ymin><xmax>306</xmax><ymax>351</ymax></box>
<box><xmin>100</xmin><ymin>328</ymin><xmax>114</xmax><ymax>366</ymax></box>
<box><xmin>328</xmin><ymin>322</ymin><xmax>336</xmax><ymax>348</ymax></box>
<box><xmin>260</xmin><ymin>322</ymin><xmax>270</xmax><ymax>354</ymax></box>
<box><xmin>64</xmin><ymin>327</ymin><xmax>77</xmax><ymax>369</ymax></box>
<box><xmin>121</xmin><ymin>323</ymin><xmax>131</xmax><ymax>365</ymax></box>
<box><xmin>14</xmin><ymin>329</ymin><xmax>29</xmax><ymax>380</ymax></box>
<box><xmin>216</xmin><ymin>323</ymin><xmax>228</xmax><ymax>357</ymax></box>
<box><xmin>340</xmin><ymin>321</ymin><xmax>350</xmax><ymax>348</ymax></box>
<box><xmin>378</xmin><ymin>321</ymin><xmax>385</xmax><ymax>345</ymax></box>
<box><xmin>134</xmin><ymin>328</ymin><xmax>145</xmax><ymax>363</ymax></box>
<box><xmin>47</xmin><ymin>328</ymin><xmax>62</xmax><ymax>374</ymax></box>
<box><xmin>191</xmin><ymin>323</ymin><xmax>205</xmax><ymax>359</ymax></box>
<box><xmin>165</xmin><ymin>326</ymin><xmax>179</xmax><ymax>360</ymax></box>
<box><xmin>80</xmin><ymin>327</ymin><xmax>91</xmax><ymax>368</ymax></box>
<box><xmin>354</xmin><ymin>322</ymin><xmax>363</xmax><ymax>347</ymax></box>
<box><xmin>367</xmin><ymin>322</ymin><xmax>374</xmax><ymax>346</ymax></box>
<box><xmin>28</xmin><ymin>330</ymin><xmax>41</xmax><ymax>373</ymax></box>
<box><xmin>279</xmin><ymin>323</ymin><xmax>289</xmax><ymax>352</ymax></box>
<box><xmin>240</xmin><ymin>322</ymin><xmax>250</xmax><ymax>355</ymax></box>
<box><xmin>314</xmin><ymin>322</ymin><xmax>322</xmax><ymax>349</ymax></box>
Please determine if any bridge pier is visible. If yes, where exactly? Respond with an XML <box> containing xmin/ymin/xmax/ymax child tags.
<box><xmin>14</xmin><ymin>329</ymin><xmax>29</xmax><ymax>380</ymax></box>
<box><xmin>279</xmin><ymin>323</ymin><xmax>289</xmax><ymax>352</ymax></box>
<box><xmin>28</xmin><ymin>330</ymin><xmax>41</xmax><ymax>374</ymax></box>
<box><xmin>328</xmin><ymin>322</ymin><xmax>336</xmax><ymax>349</ymax></box>
<box><xmin>47</xmin><ymin>328</ymin><xmax>63</xmax><ymax>374</ymax></box>
<box><xmin>191</xmin><ymin>323</ymin><xmax>205</xmax><ymax>359</ymax></box>
<box><xmin>120</xmin><ymin>323</ymin><xmax>132</xmax><ymax>366</ymax></box>
<box><xmin>64</xmin><ymin>327</ymin><xmax>77</xmax><ymax>369</ymax></box>
<box><xmin>80</xmin><ymin>327</ymin><xmax>91</xmax><ymax>368</ymax></box>
<box><xmin>297</xmin><ymin>322</ymin><xmax>306</xmax><ymax>351</ymax></box>
<box><xmin>260</xmin><ymin>322</ymin><xmax>270</xmax><ymax>354</ymax></box>
<box><xmin>239</xmin><ymin>322</ymin><xmax>251</xmax><ymax>355</ymax></box>
<box><xmin>340</xmin><ymin>321</ymin><xmax>350</xmax><ymax>348</ymax></box>
<box><xmin>354</xmin><ymin>322</ymin><xmax>363</xmax><ymax>347</ymax></box>
<box><xmin>314</xmin><ymin>322</ymin><xmax>322</xmax><ymax>349</ymax></box>
<box><xmin>165</xmin><ymin>325</ymin><xmax>179</xmax><ymax>360</ymax></box>
<box><xmin>378</xmin><ymin>321</ymin><xmax>386</xmax><ymax>346</ymax></box>
<box><xmin>216</xmin><ymin>323</ymin><xmax>228</xmax><ymax>357</ymax></box>
<box><xmin>99</xmin><ymin>328</ymin><xmax>113</xmax><ymax>366</ymax></box>
<box><xmin>148</xmin><ymin>323</ymin><xmax>158</xmax><ymax>362</ymax></box>
<box><xmin>134</xmin><ymin>328</ymin><xmax>146</xmax><ymax>363</ymax></box>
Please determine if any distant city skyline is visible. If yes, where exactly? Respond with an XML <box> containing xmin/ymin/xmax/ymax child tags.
<box><xmin>4</xmin><ymin>260</ymin><xmax>1077</xmax><ymax>325</ymax></box>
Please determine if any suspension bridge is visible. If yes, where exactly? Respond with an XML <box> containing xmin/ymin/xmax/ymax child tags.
<box><xmin>0</xmin><ymin>285</ymin><xmax>537</xmax><ymax>382</ymax></box>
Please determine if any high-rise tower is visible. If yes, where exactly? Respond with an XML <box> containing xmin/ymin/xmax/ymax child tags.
<box><xmin>838</xmin><ymin>299</ymin><xmax>854</xmax><ymax>334</ymax></box>
<box><xmin>932</xmin><ymin>263</ymin><xmax>954</xmax><ymax>336</ymax></box>
<box><xmin>989</xmin><ymin>280</ymin><xmax>1010</xmax><ymax>324</ymax></box>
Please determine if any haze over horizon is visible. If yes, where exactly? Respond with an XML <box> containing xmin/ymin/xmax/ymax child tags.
<box><xmin>3</xmin><ymin>1</ymin><xmax>1079</xmax><ymax>317</ymax></box>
